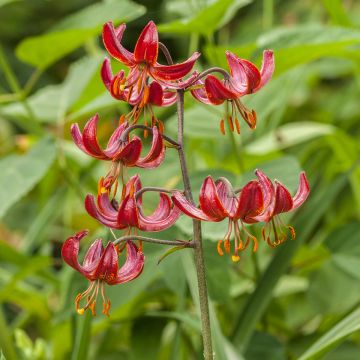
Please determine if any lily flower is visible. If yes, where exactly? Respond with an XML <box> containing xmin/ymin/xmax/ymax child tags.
<box><xmin>191</xmin><ymin>50</ymin><xmax>274</xmax><ymax>134</ymax></box>
<box><xmin>71</xmin><ymin>114</ymin><xmax>165</xmax><ymax>190</ymax></box>
<box><xmin>254</xmin><ymin>170</ymin><xmax>310</xmax><ymax>247</ymax></box>
<box><xmin>102</xmin><ymin>20</ymin><xmax>200</xmax><ymax>100</ymax></box>
<box><xmin>85</xmin><ymin>175</ymin><xmax>181</xmax><ymax>232</ymax></box>
<box><xmin>62</xmin><ymin>230</ymin><xmax>144</xmax><ymax>316</ymax></box>
<box><xmin>172</xmin><ymin>173</ymin><xmax>273</xmax><ymax>262</ymax></box>
<box><xmin>101</xmin><ymin>58</ymin><xmax>177</xmax><ymax>125</ymax></box>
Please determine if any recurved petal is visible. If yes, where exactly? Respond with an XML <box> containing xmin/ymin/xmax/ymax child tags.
<box><xmin>292</xmin><ymin>172</ymin><xmax>310</xmax><ymax>209</ymax></box>
<box><xmin>151</xmin><ymin>52</ymin><xmax>200</xmax><ymax>81</ymax></box>
<box><xmin>226</xmin><ymin>51</ymin><xmax>261</xmax><ymax>94</ymax></box>
<box><xmin>215</xmin><ymin>179</ymin><xmax>238</xmax><ymax>217</ymax></box>
<box><xmin>83</xmin><ymin>239</ymin><xmax>104</xmax><ymax>269</ymax></box>
<box><xmin>82</xmin><ymin>114</ymin><xmax>108</xmax><ymax>159</ymax></box>
<box><xmin>85</xmin><ymin>194</ymin><xmax>123</xmax><ymax>229</ymax></box>
<box><xmin>141</xmin><ymin>193</ymin><xmax>171</xmax><ymax>221</ymax></box>
<box><xmin>93</xmin><ymin>242</ymin><xmax>119</xmax><ymax>283</ymax></box>
<box><xmin>111</xmin><ymin>241</ymin><xmax>144</xmax><ymax>285</ymax></box>
<box><xmin>235</xmin><ymin>181</ymin><xmax>264</xmax><ymax>221</ymax></box>
<box><xmin>204</xmin><ymin>75</ymin><xmax>238</xmax><ymax>105</ymax></box>
<box><xmin>136</xmin><ymin>126</ymin><xmax>165</xmax><ymax>168</ymax></box>
<box><xmin>134</xmin><ymin>21</ymin><xmax>159</xmax><ymax>65</ymax></box>
<box><xmin>272</xmin><ymin>181</ymin><xmax>294</xmax><ymax>216</ymax></box>
<box><xmin>199</xmin><ymin>176</ymin><xmax>229</xmax><ymax>220</ymax></box>
<box><xmin>137</xmin><ymin>204</ymin><xmax>181</xmax><ymax>232</ymax></box>
<box><xmin>162</xmin><ymin>91</ymin><xmax>177</xmax><ymax>106</ymax></box>
<box><xmin>255</xmin><ymin>169</ymin><xmax>274</xmax><ymax>208</ymax></box>
<box><xmin>117</xmin><ymin>195</ymin><xmax>140</xmax><ymax>228</ymax></box>
<box><xmin>102</xmin><ymin>22</ymin><xmax>134</xmax><ymax>66</ymax></box>
<box><xmin>171</xmin><ymin>191</ymin><xmax>213</xmax><ymax>221</ymax></box>
<box><xmin>191</xmin><ymin>79</ymin><xmax>212</xmax><ymax>105</ymax></box>
<box><xmin>148</xmin><ymin>81</ymin><xmax>164</xmax><ymax>106</ymax></box>
<box><xmin>104</xmin><ymin>122</ymin><xmax>128</xmax><ymax>156</ymax></box>
<box><xmin>253</xmin><ymin>50</ymin><xmax>274</xmax><ymax>92</ymax></box>
<box><xmin>70</xmin><ymin>123</ymin><xmax>89</xmax><ymax>154</ymax></box>
<box><xmin>113</xmin><ymin>137</ymin><xmax>142</xmax><ymax>165</ymax></box>
<box><xmin>61</xmin><ymin>230</ymin><xmax>93</xmax><ymax>277</ymax></box>
<box><xmin>101</xmin><ymin>58</ymin><xmax>113</xmax><ymax>90</ymax></box>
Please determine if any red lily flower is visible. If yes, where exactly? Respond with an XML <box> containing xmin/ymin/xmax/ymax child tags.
<box><xmin>172</xmin><ymin>173</ymin><xmax>273</xmax><ymax>262</ymax></box>
<box><xmin>71</xmin><ymin>114</ymin><xmax>165</xmax><ymax>189</ymax></box>
<box><xmin>85</xmin><ymin>175</ymin><xmax>181</xmax><ymax>232</ymax></box>
<box><xmin>253</xmin><ymin>170</ymin><xmax>310</xmax><ymax>247</ymax></box>
<box><xmin>101</xmin><ymin>58</ymin><xmax>177</xmax><ymax>125</ymax></box>
<box><xmin>102</xmin><ymin>21</ymin><xmax>200</xmax><ymax>98</ymax></box>
<box><xmin>62</xmin><ymin>230</ymin><xmax>144</xmax><ymax>316</ymax></box>
<box><xmin>191</xmin><ymin>50</ymin><xmax>274</xmax><ymax>134</ymax></box>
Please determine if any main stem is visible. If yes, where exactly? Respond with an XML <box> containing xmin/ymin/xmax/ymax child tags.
<box><xmin>176</xmin><ymin>90</ymin><xmax>213</xmax><ymax>359</ymax></box>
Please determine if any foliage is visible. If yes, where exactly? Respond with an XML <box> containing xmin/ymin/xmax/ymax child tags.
<box><xmin>0</xmin><ymin>0</ymin><xmax>360</xmax><ymax>359</ymax></box>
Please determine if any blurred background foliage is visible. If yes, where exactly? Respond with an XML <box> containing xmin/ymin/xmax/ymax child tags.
<box><xmin>0</xmin><ymin>0</ymin><xmax>360</xmax><ymax>359</ymax></box>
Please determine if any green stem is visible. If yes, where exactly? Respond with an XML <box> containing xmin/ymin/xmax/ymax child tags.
<box><xmin>0</xmin><ymin>305</ymin><xmax>17</xmax><ymax>360</ymax></box>
<box><xmin>0</xmin><ymin>45</ymin><xmax>43</xmax><ymax>135</ymax></box>
<box><xmin>71</xmin><ymin>311</ymin><xmax>92</xmax><ymax>360</ymax></box>
<box><xmin>176</xmin><ymin>90</ymin><xmax>213</xmax><ymax>359</ymax></box>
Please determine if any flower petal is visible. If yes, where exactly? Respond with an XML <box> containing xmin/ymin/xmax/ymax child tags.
<box><xmin>70</xmin><ymin>123</ymin><xmax>89</xmax><ymax>154</ymax></box>
<box><xmin>136</xmin><ymin>126</ymin><xmax>165</xmax><ymax>168</ymax></box>
<box><xmin>117</xmin><ymin>195</ymin><xmax>140</xmax><ymax>228</ymax></box>
<box><xmin>61</xmin><ymin>230</ymin><xmax>95</xmax><ymax>278</ymax></box>
<box><xmin>253</xmin><ymin>50</ymin><xmax>274</xmax><ymax>92</ymax></box>
<box><xmin>93</xmin><ymin>242</ymin><xmax>119</xmax><ymax>283</ymax></box>
<box><xmin>292</xmin><ymin>172</ymin><xmax>310</xmax><ymax>210</ymax></box>
<box><xmin>272</xmin><ymin>181</ymin><xmax>294</xmax><ymax>216</ymax></box>
<box><xmin>147</xmin><ymin>81</ymin><xmax>163</xmax><ymax>106</ymax></box>
<box><xmin>113</xmin><ymin>137</ymin><xmax>142</xmax><ymax>165</ymax></box>
<box><xmin>101</xmin><ymin>57</ymin><xmax>113</xmax><ymax>91</ymax></box>
<box><xmin>199</xmin><ymin>176</ymin><xmax>229</xmax><ymax>220</ymax></box>
<box><xmin>172</xmin><ymin>191</ymin><xmax>213</xmax><ymax>221</ymax></box>
<box><xmin>151</xmin><ymin>52</ymin><xmax>200</xmax><ymax>81</ymax></box>
<box><xmin>82</xmin><ymin>114</ymin><xmax>108</xmax><ymax>159</ymax></box>
<box><xmin>134</xmin><ymin>21</ymin><xmax>158</xmax><ymax>65</ymax></box>
<box><xmin>111</xmin><ymin>241</ymin><xmax>144</xmax><ymax>284</ymax></box>
<box><xmin>83</xmin><ymin>239</ymin><xmax>104</xmax><ymax>269</ymax></box>
<box><xmin>137</xmin><ymin>204</ymin><xmax>181</xmax><ymax>231</ymax></box>
<box><xmin>204</xmin><ymin>75</ymin><xmax>238</xmax><ymax>105</ymax></box>
<box><xmin>215</xmin><ymin>179</ymin><xmax>238</xmax><ymax>217</ymax></box>
<box><xmin>235</xmin><ymin>181</ymin><xmax>264</xmax><ymax>221</ymax></box>
<box><xmin>102</xmin><ymin>22</ymin><xmax>134</xmax><ymax>66</ymax></box>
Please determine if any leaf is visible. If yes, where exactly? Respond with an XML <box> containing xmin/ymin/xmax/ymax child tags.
<box><xmin>245</xmin><ymin>122</ymin><xmax>335</xmax><ymax>155</ymax></box>
<box><xmin>15</xmin><ymin>0</ymin><xmax>145</xmax><ymax>69</ymax></box>
<box><xmin>298</xmin><ymin>307</ymin><xmax>360</xmax><ymax>360</ymax></box>
<box><xmin>0</xmin><ymin>138</ymin><xmax>56</xmax><ymax>218</ymax></box>
<box><xmin>158</xmin><ymin>0</ymin><xmax>252</xmax><ymax>36</ymax></box>
<box><xmin>321</xmin><ymin>0</ymin><xmax>352</xmax><ymax>27</ymax></box>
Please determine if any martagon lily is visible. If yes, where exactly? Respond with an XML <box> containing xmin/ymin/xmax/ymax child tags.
<box><xmin>102</xmin><ymin>20</ymin><xmax>200</xmax><ymax>105</ymax></box>
<box><xmin>191</xmin><ymin>50</ymin><xmax>274</xmax><ymax>134</ymax></box>
<box><xmin>172</xmin><ymin>172</ymin><xmax>273</xmax><ymax>262</ymax></box>
<box><xmin>62</xmin><ymin>230</ymin><xmax>144</xmax><ymax>316</ymax></box>
<box><xmin>85</xmin><ymin>175</ymin><xmax>181</xmax><ymax>232</ymax></box>
<box><xmin>71</xmin><ymin>114</ymin><xmax>165</xmax><ymax>190</ymax></box>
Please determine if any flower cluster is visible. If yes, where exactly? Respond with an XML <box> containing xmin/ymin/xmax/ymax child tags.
<box><xmin>62</xmin><ymin>20</ymin><xmax>309</xmax><ymax>316</ymax></box>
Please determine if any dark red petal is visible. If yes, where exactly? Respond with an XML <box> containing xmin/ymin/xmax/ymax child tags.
<box><xmin>110</xmin><ymin>241</ymin><xmax>145</xmax><ymax>285</ymax></box>
<box><xmin>215</xmin><ymin>179</ymin><xmax>238</xmax><ymax>217</ymax></box>
<box><xmin>199</xmin><ymin>176</ymin><xmax>228</xmax><ymax>220</ymax></box>
<box><xmin>101</xmin><ymin>58</ymin><xmax>113</xmax><ymax>90</ymax></box>
<box><xmin>161</xmin><ymin>91</ymin><xmax>177</xmax><ymax>106</ymax></box>
<box><xmin>204</xmin><ymin>75</ymin><xmax>238</xmax><ymax>105</ymax></box>
<box><xmin>137</xmin><ymin>204</ymin><xmax>181</xmax><ymax>232</ymax></box>
<box><xmin>253</xmin><ymin>50</ymin><xmax>275</xmax><ymax>92</ymax></box>
<box><xmin>151</xmin><ymin>52</ymin><xmax>200</xmax><ymax>81</ymax></box>
<box><xmin>136</xmin><ymin>126</ymin><xmax>165</xmax><ymax>168</ymax></box>
<box><xmin>171</xmin><ymin>191</ymin><xmax>214</xmax><ymax>221</ymax></box>
<box><xmin>93</xmin><ymin>242</ymin><xmax>119</xmax><ymax>283</ymax></box>
<box><xmin>83</xmin><ymin>239</ymin><xmax>104</xmax><ymax>269</ymax></box>
<box><xmin>82</xmin><ymin>114</ymin><xmax>108</xmax><ymax>159</ymax></box>
<box><xmin>272</xmin><ymin>181</ymin><xmax>294</xmax><ymax>216</ymax></box>
<box><xmin>235</xmin><ymin>181</ymin><xmax>264</xmax><ymax>221</ymax></box>
<box><xmin>134</xmin><ymin>21</ymin><xmax>158</xmax><ymax>65</ymax></box>
<box><xmin>102</xmin><ymin>22</ymin><xmax>134</xmax><ymax>66</ymax></box>
<box><xmin>103</xmin><ymin>122</ymin><xmax>128</xmax><ymax>158</ymax></box>
<box><xmin>154</xmin><ymin>70</ymin><xmax>199</xmax><ymax>90</ymax></box>
<box><xmin>148</xmin><ymin>81</ymin><xmax>164</xmax><ymax>106</ymax></box>
<box><xmin>292</xmin><ymin>172</ymin><xmax>310</xmax><ymax>210</ymax></box>
<box><xmin>70</xmin><ymin>123</ymin><xmax>90</xmax><ymax>155</ymax></box>
<box><xmin>61</xmin><ymin>230</ymin><xmax>93</xmax><ymax>278</ymax></box>
<box><xmin>85</xmin><ymin>194</ymin><xmax>123</xmax><ymax>229</ymax></box>
<box><xmin>191</xmin><ymin>80</ymin><xmax>212</xmax><ymax>105</ymax></box>
<box><xmin>117</xmin><ymin>195</ymin><xmax>140</xmax><ymax>228</ymax></box>
<box><xmin>124</xmin><ymin>175</ymin><xmax>142</xmax><ymax>199</ymax></box>
<box><xmin>97</xmin><ymin>193</ymin><xmax>119</xmax><ymax>219</ymax></box>
<box><xmin>113</xmin><ymin>137</ymin><xmax>142</xmax><ymax>165</ymax></box>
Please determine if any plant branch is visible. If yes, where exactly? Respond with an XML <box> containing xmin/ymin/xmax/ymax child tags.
<box><xmin>113</xmin><ymin>235</ymin><xmax>194</xmax><ymax>247</ymax></box>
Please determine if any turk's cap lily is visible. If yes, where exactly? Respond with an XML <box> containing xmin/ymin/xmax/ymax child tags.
<box><xmin>172</xmin><ymin>173</ymin><xmax>271</xmax><ymax>223</ymax></box>
<box><xmin>101</xmin><ymin>58</ymin><xmax>177</xmax><ymax>107</ymax></box>
<box><xmin>85</xmin><ymin>175</ymin><xmax>181</xmax><ymax>231</ymax></box>
<box><xmin>70</xmin><ymin>114</ymin><xmax>165</xmax><ymax>168</ymax></box>
<box><xmin>102</xmin><ymin>21</ymin><xmax>200</xmax><ymax>86</ymax></box>
<box><xmin>61</xmin><ymin>230</ymin><xmax>144</xmax><ymax>316</ymax></box>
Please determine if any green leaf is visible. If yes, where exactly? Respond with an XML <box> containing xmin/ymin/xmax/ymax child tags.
<box><xmin>322</xmin><ymin>0</ymin><xmax>352</xmax><ymax>27</ymax></box>
<box><xmin>245</xmin><ymin>122</ymin><xmax>335</xmax><ymax>155</ymax></box>
<box><xmin>15</xmin><ymin>0</ymin><xmax>145</xmax><ymax>69</ymax></box>
<box><xmin>298</xmin><ymin>307</ymin><xmax>360</xmax><ymax>360</ymax></box>
<box><xmin>158</xmin><ymin>0</ymin><xmax>252</xmax><ymax>36</ymax></box>
<box><xmin>0</xmin><ymin>138</ymin><xmax>56</xmax><ymax>219</ymax></box>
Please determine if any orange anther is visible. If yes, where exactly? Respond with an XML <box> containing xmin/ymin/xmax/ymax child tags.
<box><xmin>288</xmin><ymin>225</ymin><xmax>296</xmax><ymax>240</ymax></box>
<box><xmin>227</xmin><ymin>116</ymin><xmax>234</xmax><ymax>132</ymax></box>
<box><xmin>217</xmin><ymin>240</ymin><xmax>224</xmax><ymax>256</ymax></box>
<box><xmin>224</xmin><ymin>239</ymin><xmax>231</xmax><ymax>254</ymax></box>
<box><xmin>231</xmin><ymin>255</ymin><xmax>240</xmax><ymax>262</ymax></box>
<box><xmin>219</xmin><ymin>119</ymin><xmax>225</xmax><ymax>135</ymax></box>
<box><xmin>234</xmin><ymin>117</ymin><xmax>241</xmax><ymax>134</ymax></box>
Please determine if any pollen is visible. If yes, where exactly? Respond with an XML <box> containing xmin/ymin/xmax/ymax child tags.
<box><xmin>232</xmin><ymin>255</ymin><xmax>240</xmax><ymax>262</ymax></box>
